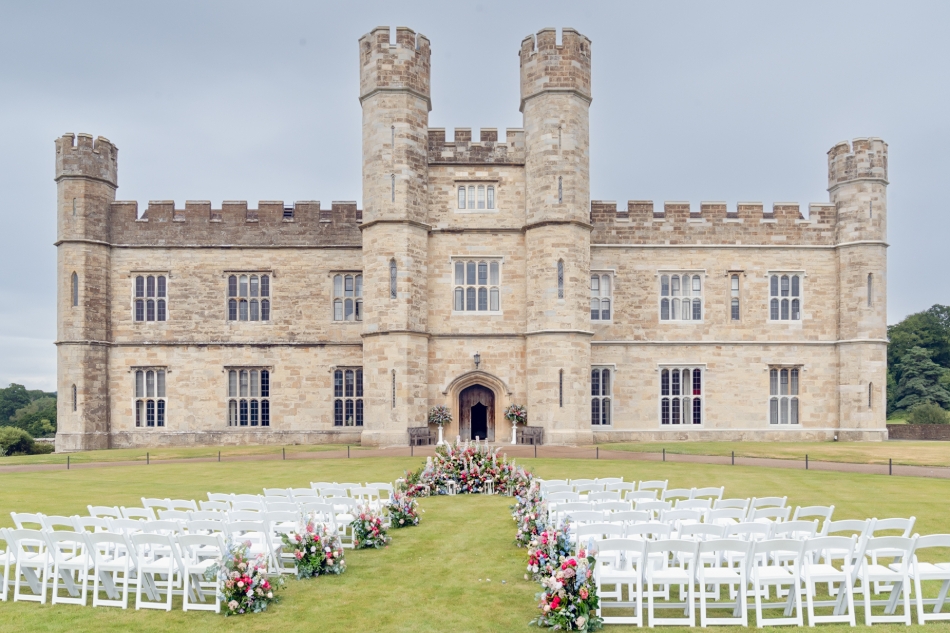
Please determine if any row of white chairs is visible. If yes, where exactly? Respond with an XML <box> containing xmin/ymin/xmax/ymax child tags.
<box><xmin>589</xmin><ymin>534</ymin><xmax>950</xmax><ymax>627</ymax></box>
<box><xmin>548</xmin><ymin>498</ymin><xmax>807</xmax><ymax>525</ymax></box>
<box><xmin>546</xmin><ymin>490</ymin><xmax>792</xmax><ymax>521</ymax></box>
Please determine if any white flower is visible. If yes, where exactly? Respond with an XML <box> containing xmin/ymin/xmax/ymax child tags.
<box><xmin>310</xmin><ymin>546</ymin><xmax>317</xmax><ymax>553</ymax></box>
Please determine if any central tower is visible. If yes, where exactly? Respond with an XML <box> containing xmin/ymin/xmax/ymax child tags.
<box><xmin>520</xmin><ymin>28</ymin><xmax>594</xmax><ymax>444</ymax></box>
<box><xmin>359</xmin><ymin>27</ymin><xmax>431</xmax><ymax>445</ymax></box>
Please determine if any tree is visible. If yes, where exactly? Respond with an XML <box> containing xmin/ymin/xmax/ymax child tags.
<box><xmin>888</xmin><ymin>305</ymin><xmax>950</xmax><ymax>380</ymax></box>
<box><xmin>893</xmin><ymin>346</ymin><xmax>950</xmax><ymax>411</ymax></box>
<box><xmin>0</xmin><ymin>384</ymin><xmax>32</xmax><ymax>424</ymax></box>
<box><xmin>9</xmin><ymin>397</ymin><xmax>57</xmax><ymax>437</ymax></box>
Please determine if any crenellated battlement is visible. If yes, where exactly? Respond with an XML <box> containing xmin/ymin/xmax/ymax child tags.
<box><xmin>519</xmin><ymin>28</ymin><xmax>592</xmax><ymax>111</ymax></box>
<box><xmin>106</xmin><ymin>200</ymin><xmax>363</xmax><ymax>247</ymax></box>
<box><xmin>427</xmin><ymin>127</ymin><xmax>525</xmax><ymax>165</ymax></box>
<box><xmin>590</xmin><ymin>200</ymin><xmax>838</xmax><ymax>246</ymax></box>
<box><xmin>359</xmin><ymin>26</ymin><xmax>431</xmax><ymax>107</ymax></box>
<box><xmin>828</xmin><ymin>137</ymin><xmax>888</xmax><ymax>190</ymax></box>
<box><xmin>55</xmin><ymin>133</ymin><xmax>118</xmax><ymax>186</ymax></box>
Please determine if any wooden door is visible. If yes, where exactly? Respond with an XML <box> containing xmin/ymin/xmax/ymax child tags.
<box><xmin>459</xmin><ymin>385</ymin><xmax>495</xmax><ymax>441</ymax></box>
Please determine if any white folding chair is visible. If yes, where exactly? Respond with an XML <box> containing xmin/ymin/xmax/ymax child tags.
<box><xmin>675</xmin><ymin>498</ymin><xmax>712</xmax><ymax>512</ymax></box>
<box><xmin>263</xmin><ymin>488</ymin><xmax>292</xmax><ymax>498</ymax></box>
<box><xmin>714</xmin><ymin>498</ymin><xmax>750</xmax><ymax>511</ymax></box>
<box><xmin>42</xmin><ymin>515</ymin><xmax>79</xmax><ymax>532</ymax></box>
<box><xmin>230</xmin><ymin>510</ymin><xmax>265</xmax><ymax>522</ymax></box>
<box><xmin>625</xmin><ymin>490</ymin><xmax>657</xmax><ymax>503</ymax></box>
<box><xmin>909</xmin><ymin>534</ymin><xmax>950</xmax><ymax>623</ymax></box>
<box><xmin>611</xmin><ymin>510</ymin><xmax>652</xmax><ymax>529</ymax></box>
<box><xmin>232</xmin><ymin>494</ymin><xmax>262</xmax><ymax>502</ymax></box>
<box><xmin>229</xmin><ymin>521</ymin><xmax>280</xmax><ymax>569</ymax></box>
<box><xmin>802</xmin><ymin>535</ymin><xmax>857</xmax><ymax>626</ymax></box>
<box><xmin>291</xmin><ymin>488</ymin><xmax>319</xmax><ymax>500</ymax></box>
<box><xmin>10</xmin><ymin>512</ymin><xmax>44</xmax><ymax>530</ymax></box>
<box><xmin>660</xmin><ymin>509</ymin><xmax>704</xmax><ymax>533</ymax></box>
<box><xmin>46</xmin><ymin>530</ymin><xmax>93</xmax><ymax>606</ymax></box>
<box><xmin>158</xmin><ymin>510</ymin><xmax>190</xmax><ymax>522</ymax></box>
<box><xmin>141</xmin><ymin>498</ymin><xmax>169</xmax><ymax>512</ymax></box>
<box><xmin>597</xmin><ymin>477</ymin><xmax>624</xmax><ymax>485</ymax></box>
<box><xmin>121</xmin><ymin>507</ymin><xmax>156</xmax><ymax>521</ymax></box>
<box><xmin>9</xmin><ymin>528</ymin><xmax>51</xmax><ymax>603</ymax></box>
<box><xmin>662</xmin><ymin>488</ymin><xmax>693</xmax><ymax>503</ymax></box>
<box><xmin>594</xmin><ymin>501</ymin><xmax>632</xmax><ymax>514</ymax></box>
<box><xmin>749</xmin><ymin>506</ymin><xmax>791</xmax><ymax>524</ymax></box>
<box><xmin>166</xmin><ymin>499</ymin><xmax>199</xmax><ymax>512</ymax></box>
<box><xmin>822</xmin><ymin>518</ymin><xmax>875</xmax><ymax>596</ymax></box>
<box><xmin>107</xmin><ymin>518</ymin><xmax>146</xmax><ymax>537</ymax></box>
<box><xmin>606</xmin><ymin>482</ymin><xmax>636</xmax><ymax>494</ymax></box>
<box><xmin>570</xmin><ymin>478</ymin><xmax>596</xmax><ymax>489</ymax></box>
<box><xmin>638</xmin><ymin>480</ymin><xmax>668</xmax><ymax>494</ymax></box>
<box><xmin>696</xmin><ymin>539</ymin><xmax>750</xmax><ymax>627</ymax></box>
<box><xmin>792</xmin><ymin>504</ymin><xmax>835</xmax><ymax>524</ymax></box>
<box><xmin>206</xmin><ymin>492</ymin><xmax>232</xmax><ymax>503</ymax></box>
<box><xmin>860</xmin><ymin>535</ymin><xmax>916</xmax><ymax>625</ymax></box>
<box><xmin>588</xmin><ymin>491</ymin><xmax>621</xmax><ymax>502</ymax></box>
<box><xmin>321</xmin><ymin>487</ymin><xmax>349</xmax><ymax>499</ymax></box>
<box><xmin>177</xmin><ymin>533</ymin><xmax>224</xmax><ymax>612</ymax></box>
<box><xmin>692</xmin><ymin>486</ymin><xmax>725</xmax><ymax>501</ymax></box>
<box><xmin>184</xmin><ymin>520</ymin><xmax>228</xmax><ymax>538</ymax></box>
<box><xmin>575</xmin><ymin>523</ymin><xmax>624</xmax><ymax>553</ymax></box>
<box><xmin>869</xmin><ymin>517</ymin><xmax>916</xmax><ymax>594</ymax></box>
<box><xmin>746</xmin><ymin>496</ymin><xmax>788</xmax><ymax>520</ymax></box>
<box><xmin>706</xmin><ymin>508</ymin><xmax>746</xmax><ymax>527</ymax></box>
<box><xmin>199</xmin><ymin>500</ymin><xmax>230</xmax><ymax>512</ymax></box>
<box><xmin>74</xmin><ymin>516</ymin><xmax>111</xmax><ymax>534</ymax></box>
<box><xmin>88</xmin><ymin>506</ymin><xmax>122</xmax><ymax>520</ymax></box>
<box><xmin>576</xmin><ymin>483</ymin><xmax>606</xmax><ymax>497</ymax></box>
<box><xmin>0</xmin><ymin>528</ymin><xmax>12</xmax><ymax>602</ymax></box>
<box><xmin>231</xmin><ymin>499</ymin><xmax>265</xmax><ymax>512</ymax></box>
<box><xmin>645</xmin><ymin>539</ymin><xmax>698</xmax><ymax>626</ymax></box>
<box><xmin>86</xmin><ymin>532</ymin><xmax>136</xmax><ymax>608</ymax></box>
<box><xmin>265</xmin><ymin>500</ymin><xmax>298</xmax><ymax>512</ymax></box>
<box><xmin>189</xmin><ymin>510</ymin><xmax>224</xmax><ymax>521</ymax></box>
<box><xmin>635</xmin><ymin>499</ymin><xmax>671</xmax><ymax>520</ymax></box>
<box><xmin>543</xmin><ymin>484</ymin><xmax>573</xmax><ymax>495</ymax></box>
<box><xmin>131</xmin><ymin>533</ymin><xmax>181</xmax><ymax>611</ymax></box>
<box><xmin>751</xmin><ymin>539</ymin><xmax>805</xmax><ymax>627</ymax></box>
<box><xmin>594</xmin><ymin>538</ymin><xmax>646</xmax><ymax>626</ymax></box>
<box><xmin>367</xmin><ymin>482</ymin><xmax>395</xmax><ymax>497</ymax></box>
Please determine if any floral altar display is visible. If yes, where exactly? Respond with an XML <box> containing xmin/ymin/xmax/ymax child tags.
<box><xmin>386</xmin><ymin>492</ymin><xmax>422</xmax><ymax>527</ymax></box>
<box><xmin>401</xmin><ymin>438</ymin><xmax>533</xmax><ymax>497</ymax></box>
<box><xmin>504</xmin><ymin>403</ymin><xmax>528</xmax><ymax>444</ymax></box>
<box><xmin>428</xmin><ymin>405</ymin><xmax>452</xmax><ymax>445</ymax></box>
<box><xmin>351</xmin><ymin>506</ymin><xmax>391</xmax><ymax>549</ymax></box>
<box><xmin>280</xmin><ymin>514</ymin><xmax>346</xmax><ymax>579</ymax></box>
<box><xmin>207</xmin><ymin>540</ymin><xmax>283</xmax><ymax>616</ymax></box>
<box><xmin>530</xmin><ymin>551</ymin><xmax>603</xmax><ymax>632</ymax></box>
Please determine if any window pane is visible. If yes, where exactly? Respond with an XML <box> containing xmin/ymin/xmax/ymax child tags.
<box><xmin>345</xmin><ymin>370</ymin><xmax>354</xmax><ymax>397</ymax></box>
<box><xmin>790</xmin><ymin>369</ymin><xmax>799</xmax><ymax>395</ymax></box>
<box><xmin>228</xmin><ymin>299</ymin><xmax>237</xmax><ymax>321</ymax></box>
<box><xmin>683</xmin><ymin>276</ymin><xmax>691</xmax><ymax>298</ymax></box>
<box><xmin>682</xmin><ymin>297</ymin><xmax>691</xmax><ymax>320</ymax></box>
<box><xmin>661</xmin><ymin>369</ymin><xmax>669</xmax><ymax>396</ymax></box>
<box><xmin>487</xmin><ymin>186</ymin><xmax>494</xmax><ymax>209</ymax></box>
<box><xmin>229</xmin><ymin>400</ymin><xmax>237</xmax><ymax>426</ymax></box>
<box><xmin>466</xmin><ymin>261</ymin><xmax>476</xmax><ymax>285</ymax></box>
<box><xmin>660</xmin><ymin>275</ymin><xmax>669</xmax><ymax>296</ymax></box>
<box><xmin>228</xmin><ymin>275</ymin><xmax>237</xmax><ymax>297</ymax></box>
<box><xmin>229</xmin><ymin>371</ymin><xmax>237</xmax><ymax>397</ymax></box>
<box><xmin>240</xmin><ymin>370</ymin><xmax>248</xmax><ymax>397</ymax></box>
<box><xmin>477</xmin><ymin>262</ymin><xmax>487</xmax><ymax>285</ymax></box>
<box><xmin>135</xmin><ymin>276</ymin><xmax>145</xmax><ymax>298</ymax></box>
<box><xmin>260</xmin><ymin>370</ymin><xmax>269</xmax><ymax>397</ymax></box>
<box><xmin>157</xmin><ymin>300</ymin><xmax>166</xmax><ymax>321</ymax></box>
<box><xmin>455</xmin><ymin>262</ymin><xmax>464</xmax><ymax>285</ymax></box>
<box><xmin>477</xmin><ymin>287</ymin><xmax>487</xmax><ymax>310</ymax></box>
<box><xmin>239</xmin><ymin>300</ymin><xmax>248</xmax><ymax>321</ymax></box>
<box><xmin>261</xmin><ymin>275</ymin><xmax>269</xmax><ymax>297</ymax></box>
<box><xmin>146</xmin><ymin>370</ymin><xmax>155</xmax><ymax>397</ymax></box>
<box><xmin>468</xmin><ymin>186</ymin><xmax>475</xmax><ymax>208</ymax></box>
<box><xmin>770</xmin><ymin>298</ymin><xmax>779</xmax><ymax>320</ymax></box>
<box><xmin>671</xmin><ymin>369</ymin><xmax>680</xmax><ymax>396</ymax></box>
<box><xmin>731</xmin><ymin>298</ymin><xmax>740</xmax><ymax>321</ymax></box>
<box><xmin>781</xmin><ymin>275</ymin><xmax>790</xmax><ymax>297</ymax></box>
<box><xmin>692</xmin><ymin>299</ymin><xmax>701</xmax><ymax>320</ymax></box>
<box><xmin>135</xmin><ymin>300</ymin><xmax>144</xmax><ymax>322</ymax></box>
<box><xmin>731</xmin><ymin>275</ymin><xmax>739</xmax><ymax>293</ymax></box>
<box><xmin>135</xmin><ymin>371</ymin><xmax>144</xmax><ymax>398</ymax></box>
<box><xmin>671</xmin><ymin>298</ymin><xmax>679</xmax><ymax>320</ymax></box>
<box><xmin>591</xmin><ymin>369</ymin><xmax>600</xmax><ymax>397</ymax></box>
<box><xmin>146</xmin><ymin>276</ymin><xmax>155</xmax><ymax>297</ymax></box>
<box><xmin>791</xmin><ymin>275</ymin><xmax>800</xmax><ymax>297</ymax></box>
<box><xmin>671</xmin><ymin>276</ymin><xmax>680</xmax><ymax>296</ymax></box>
<box><xmin>157</xmin><ymin>276</ymin><xmax>166</xmax><ymax>298</ymax></box>
<box><xmin>356</xmin><ymin>399</ymin><xmax>364</xmax><ymax>426</ymax></box>
<box><xmin>240</xmin><ymin>400</ymin><xmax>248</xmax><ymax>426</ymax></box>
<box><xmin>490</xmin><ymin>261</ymin><xmax>499</xmax><ymax>285</ymax></box>
<box><xmin>693</xmin><ymin>369</ymin><xmax>701</xmax><ymax>395</ymax></box>
<box><xmin>602</xmin><ymin>275</ymin><xmax>611</xmax><ymax>297</ymax></box>
<box><xmin>770</xmin><ymin>275</ymin><xmax>778</xmax><ymax>297</ymax></box>
<box><xmin>146</xmin><ymin>300</ymin><xmax>155</xmax><ymax>322</ymax></box>
<box><xmin>156</xmin><ymin>370</ymin><xmax>165</xmax><ymax>398</ymax></box>
<box><xmin>333</xmin><ymin>275</ymin><xmax>342</xmax><ymax>297</ymax></box>
<box><xmin>250</xmin><ymin>300</ymin><xmax>259</xmax><ymax>321</ymax></box>
<box><xmin>671</xmin><ymin>398</ymin><xmax>680</xmax><ymax>424</ymax></box>
<box><xmin>333</xmin><ymin>370</ymin><xmax>343</xmax><ymax>398</ymax></box>
<box><xmin>458</xmin><ymin>186</ymin><xmax>465</xmax><ymax>209</ymax></box>
<box><xmin>261</xmin><ymin>400</ymin><xmax>269</xmax><ymax>426</ymax></box>
<box><xmin>454</xmin><ymin>288</ymin><xmax>463</xmax><ymax>311</ymax></box>
<box><xmin>72</xmin><ymin>272</ymin><xmax>78</xmax><ymax>306</ymax></box>
<box><xmin>790</xmin><ymin>398</ymin><xmax>799</xmax><ymax>424</ymax></box>
<box><xmin>490</xmin><ymin>288</ymin><xmax>499</xmax><ymax>311</ymax></box>
<box><xmin>591</xmin><ymin>298</ymin><xmax>600</xmax><ymax>320</ymax></box>
<box><xmin>356</xmin><ymin>369</ymin><xmax>363</xmax><ymax>397</ymax></box>
<box><xmin>239</xmin><ymin>275</ymin><xmax>248</xmax><ymax>297</ymax></box>
<box><xmin>157</xmin><ymin>400</ymin><xmax>165</xmax><ymax>427</ymax></box>
<box><xmin>136</xmin><ymin>400</ymin><xmax>143</xmax><ymax>427</ymax></box>
<box><xmin>334</xmin><ymin>399</ymin><xmax>343</xmax><ymax>426</ymax></box>
<box><xmin>355</xmin><ymin>299</ymin><xmax>362</xmax><ymax>321</ymax></box>
<box><xmin>601</xmin><ymin>369</ymin><xmax>610</xmax><ymax>396</ymax></box>
<box><xmin>692</xmin><ymin>276</ymin><xmax>701</xmax><ymax>294</ymax></box>
<box><xmin>147</xmin><ymin>400</ymin><xmax>155</xmax><ymax>427</ymax></box>
<box><xmin>591</xmin><ymin>276</ymin><xmax>599</xmax><ymax>296</ymax></box>
<box><xmin>591</xmin><ymin>397</ymin><xmax>600</xmax><ymax>425</ymax></box>
<box><xmin>344</xmin><ymin>275</ymin><xmax>354</xmax><ymax>297</ymax></box>
<box><xmin>692</xmin><ymin>398</ymin><xmax>702</xmax><ymax>425</ymax></box>
<box><xmin>250</xmin><ymin>400</ymin><xmax>259</xmax><ymax>426</ymax></box>
<box><xmin>661</xmin><ymin>298</ymin><xmax>669</xmax><ymax>320</ymax></box>
<box><xmin>261</xmin><ymin>299</ymin><xmax>270</xmax><ymax>321</ymax></box>
<box><xmin>334</xmin><ymin>299</ymin><xmax>343</xmax><ymax>321</ymax></box>
<box><xmin>684</xmin><ymin>397</ymin><xmax>691</xmax><ymax>423</ymax></box>
<box><xmin>466</xmin><ymin>287</ymin><xmax>475</xmax><ymax>311</ymax></box>
<box><xmin>345</xmin><ymin>399</ymin><xmax>354</xmax><ymax>426</ymax></box>
<box><xmin>661</xmin><ymin>398</ymin><xmax>670</xmax><ymax>424</ymax></box>
<box><xmin>602</xmin><ymin>398</ymin><xmax>610</xmax><ymax>426</ymax></box>
<box><xmin>770</xmin><ymin>398</ymin><xmax>778</xmax><ymax>424</ymax></box>
<box><xmin>344</xmin><ymin>299</ymin><xmax>353</xmax><ymax>321</ymax></box>
<box><xmin>250</xmin><ymin>275</ymin><xmax>259</xmax><ymax>297</ymax></box>
<box><xmin>780</xmin><ymin>369</ymin><xmax>789</xmax><ymax>395</ymax></box>
<box><xmin>791</xmin><ymin>299</ymin><xmax>800</xmax><ymax>321</ymax></box>
<box><xmin>770</xmin><ymin>369</ymin><xmax>778</xmax><ymax>396</ymax></box>
<box><xmin>780</xmin><ymin>397</ymin><xmax>789</xmax><ymax>424</ymax></box>
<box><xmin>250</xmin><ymin>370</ymin><xmax>259</xmax><ymax>397</ymax></box>
<box><xmin>477</xmin><ymin>185</ymin><xmax>485</xmax><ymax>209</ymax></box>
<box><xmin>781</xmin><ymin>298</ymin><xmax>789</xmax><ymax>320</ymax></box>
<box><xmin>601</xmin><ymin>298</ymin><xmax>611</xmax><ymax>321</ymax></box>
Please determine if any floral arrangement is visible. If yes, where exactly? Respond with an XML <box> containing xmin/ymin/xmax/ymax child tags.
<box><xmin>531</xmin><ymin>551</ymin><xmax>603</xmax><ymax>632</ymax></box>
<box><xmin>504</xmin><ymin>403</ymin><xmax>528</xmax><ymax>426</ymax></box>
<box><xmin>280</xmin><ymin>515</ymin><xmax>346</xmax><ymax>580</ymax></box>
<box><xmin>206</xmin><ymin>540</ymin><xmax>283</xmax><ymax>616</ymax></box>
<box><xmin>512</xmin><ymin>482</ymin><xmax>547</xmax><ymax>548</ymax></box>
<box><xmin>400</xmin><ymin>439</ymin><xmax>533</xmax><ymax>497</ymax></box>
<box><xmin>526</xmin><ymin>522</ymin><xmax>573</xmax><ymax>582</ymax></box>
<box><xmin>427</xmin><ymin>405</ymin><xmax>452</xmax><ymax>426</ymax></box>
<box><xmin>351</xmin><ymin>506</ymin><xmax>391</xmax><ymax>549</ymax></box>
<box><xmin>386</xmin><ymin>492</ymin><xmax>422</xmax><ymax>528</ymax></box>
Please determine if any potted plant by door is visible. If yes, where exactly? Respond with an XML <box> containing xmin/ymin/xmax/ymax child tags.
<box><xmin>504</xmin><ymin>403</ymin><xmax>527</xmax><ymax>445</ymax></box>
<box><xmin>427</xmin><ymin>405</ymin><xmax>452</xmax><ymax>446</ymax></box>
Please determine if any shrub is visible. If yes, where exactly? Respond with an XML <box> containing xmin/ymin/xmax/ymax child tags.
<box><xmin>907</xmin><ymin>402</ymin><xmax>950</xmax><ymax>425</ymax></box>
<box><xmin>31</xmin><ymin>442</ymin><xmax>55</xmax><ymax>454</ymax></box>
<box><xmin>0</xmin><ymin>427</ymin><xmax>36</xmax><ymax>456</ymax></box>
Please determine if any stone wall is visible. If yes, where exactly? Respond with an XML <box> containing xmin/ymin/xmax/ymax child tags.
<box><xmin>886</xmin><ymin>424</ymin><xmax>950</xmax><ymax>441</ymax></box>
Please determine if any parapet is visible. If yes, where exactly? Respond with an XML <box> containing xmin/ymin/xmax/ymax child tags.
<box><xmin>828</xmin><ymin>137</ymin><xmax>888</xmax><ymax>190</ymax></box>
<box><xmin>519</xmin><ymin>28</ymin><xmax>592</xmax><ymax>111</ymax></box>
<box><xmin>55</xmin><ymin>133</ymin><xmax>117</xmax><ymax>187</ymax></box>
<box><xmin>427</xmin><ymin>128</ymin><xmax>525</xmax><ymax>165</ymax></box>
<box><xmin>109</xmin><ymin>200</ymin><xmax>363</xmax><ymax>247</ymax></box>
<box><xmin>359</xmin><ymin>26</ymin><xmax>431</xmax><ymax>107</ymax></box>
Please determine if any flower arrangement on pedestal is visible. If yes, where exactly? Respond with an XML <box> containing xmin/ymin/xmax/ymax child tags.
<box><xmin>207</xmin><ymin>540</ymin><xmax>283</xmax><ymax>616</ymax></box>
<box><xmin>428</xmin><ymin>405</ymin><xmax>451</xmax><ymax>445</ymax></box>
<box><xmin>386</xmin><ymin>492</ymin><xmax>422</xmax><ymax>528</ymax></box>
<box><xmin>280</xmin><ymin>515</ymin><xmax>346</xmax><ymax>579</ymax></box>
<box><xmin>526</xmin><ymin>522</ymin><xmax>573</xmax><ymax>582</ymax></box>
<box><xmin>401</xmin><ymin>439</ymin><xmax>533</xmax><ymax>497</ymax></box>
<box><xmin>530</xmin><ymin>552</ymin><xmax>603</xmax><ymax>632</ymax></box>
<box><xmin>351</xmin><ymin>506</ymin><xmax>391</xmax><ymax>549</ymax></box>
<box><xmin>505</xmin><ymin>403</ymin><xmax>527</xmax><ymax>426</ymax></box>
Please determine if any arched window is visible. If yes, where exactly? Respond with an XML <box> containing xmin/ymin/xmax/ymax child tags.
<box><xmin>769</xmin><ymin>367</ymin><xmax>800</xmax><ymax>424</ymax></box>
<box><xmin>134</xmin><ymin>368</ymin><xmax>166</xmax><ymax>428</ymax></box>
<box><xmin>228</xmin><ymin>274</ymin><xmax>270</xmax><ymax>322</ymax></box>
<box><xmin>389</xmin><ymin>259</ymin><xmax>397</xmax><ymax>299</ymax></box>
<box><xmin>332</xmin><ymin>274</ymin><xmax>363</xmax><ymax>321</ymax></box>
<box><xmin>458</xmin><ymin>186</ymin><xmax>466</xmax><ymax>209</ymax></box>
<box><xmin>477</xmin><ymin>185</ymin><xmax>485</xmax><ymax>209</ymax></box>
<box><xmin>557</xmin><ymin>259</ymin><xmax>564</xmax><ymax>299</ymax></box>
<box><xmin>659</xmin><ymin>274</ymin><xmax>701</xmax><ymax>321</ymax></box>
<box><xmin>558</xmin><ymin>176</ymin><xmax>563</xmax><ymax>204</ymax></box>
<box><xmin>71</xmin><ymin>272</ymin><xmax>78</xmax><ymax>307</ymax></box>
<box><xmin>468</xmin><ymin>186</ymin><xmax>475</xmax><ymax>209</ymax></box>
<box><xmin>867</xmin><ymin>273</ymin><xmax>873</xmax><ymax>307</ymax></box>
<box><xmin>769</xmin><ymin>273</ymin><xmax>802</xmax><ymax>321</ymax></box>
<box><xmin>660</xmin><ymin>366</ymin><xmax>703</xmax><ymax>425</ymax></box>
<box><xmin>72</xmin><ymin>384</ymin><xmax>77</xmax><ymax>412</ymax></box>
<box><xmin>487</xmin><ymin>186</ymin><xmax>495</xmax><ymax>210</ymax></box>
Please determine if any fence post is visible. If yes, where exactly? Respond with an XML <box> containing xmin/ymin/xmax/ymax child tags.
<box><xmin>534</xmin><ymin>444</ymin><xmax>537</xmax><ymax>459</ymax></box>
<box><xmin>662</xmin><ymin>448</ymin><xmax>666</xmax><ymax>462</ymax></box>
<box><xmin>282</xmin><ymin>447</ymin><xmax>285</xmax><ymax>460</ymax></box>
<box><xmin>67</xmin><ymin>455</ymin><xmax>70</xmax><ymax>470</ymax></box>
<box><xmin>889</xmin><ymin>458</ymin><xmax>892</xmax><ymax>476</ymax></box>
<box><xmin>596</xmin><ymin>446</ymin><xmax>599</xmax><ymax>460</ymax></box>
<box><xmin>731</xmin><ymin>450</ymin><xmax>734</xmax><ymax>466</ymax></box>
<box><xmin>147</xmin><ymin>452</ymin><xmax>149</xmax><ymax>465</ymax></box>
<box><xmin>806</xmin><ymin>454</ymin><xmax>808</xmax><ymax>470</ymax></box>
<box><xmin>347</xmin><ymin>445</ymin><xmax>350</xmax><ymax>459</ymax></box>
<box><xmin>411</xmin><ymin>444</ymin><xmax>414</xmax><ymax>457</ymax></box>
<box><xmin>218</xmin><ymin>451</ymin><xmax>221</xmax><ymax>462</ymax></box>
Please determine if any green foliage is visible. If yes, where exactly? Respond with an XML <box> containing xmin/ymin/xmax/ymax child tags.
<box><xmin>9</xmin><ymin>397</ymin><xmax>57</xmax><ymax>437</ymax></box>
<box><xmin>906</xmin><ymin>402</ymin><xmax>950</xmax><ymax>425</ymax></box>
<box><xmin>893</xmin><ymin>346</ymin><xmax>950</xmax><ymax>411</ymax></box>
<box><xmin>0</xmin><ymin>426</ymin><xmax>36</xmax><ymax>456</ymax></box>
<box><xmin>886</xmin><ymin>370</ymin><xmax>899</xmax><ymax>414</ymax></box>
<box><xmin>888</xmin><ymin>305</ymin><xmax>950</xmax><ymax>374</ymax></box>
<box><xmin>0</xmin><ymin>383</ymin><xmax>32</xmax><ymax>423</ymax></box>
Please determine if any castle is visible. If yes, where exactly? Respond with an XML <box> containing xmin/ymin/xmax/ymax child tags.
<box><xmin>54</xmin><ymin>27</ymin><xmax>888</xmax><ymax>451</ymax></box>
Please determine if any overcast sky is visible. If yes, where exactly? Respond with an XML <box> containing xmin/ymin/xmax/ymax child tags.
<box><xmin>1</xmin><ymin>1</ymin><xmax>948</xmax><ymax>391</ymax></box>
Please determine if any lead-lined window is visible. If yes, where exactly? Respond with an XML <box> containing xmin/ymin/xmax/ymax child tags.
<box><xmin>228</xmin><ymin>369</ymin><xmax>270</xmax><ymax>427</ymax></box>
<box><xmin>769</xmin><ymin>273</ymin><xmax>802</xmax><ymax>321</ymax></box>
<box><xmin>134</xmin><ymin>368</ymin><xmax>167</xmax><ymax>428</ymax></box>
<box><xmin>769</xmin><ymin>367</ymin><xmax>799</xmax><ymax>424</ymax></box>
<box><xmin>660</xmin><ymin>367</ymin><xmax>703</xmax><ymax>425</ymax></box>
<box><xmin>660</xmin><ymin>273</ymin><xmax>703</xmax><ymax>321</ymax></box>
<box><xmin>333</xmin><ymin>368</ymin><xmax>363</xmax><ymax>426</ymax></box>
<box><xmin>134</xmin><ymin>274</ymin><xmax>168</xmax><ymax>322</ymax></box>
<box><xmin>333</xmin><ymin>274</ymin><xmax>363</xmax><ymax>321</ymax></box>
<box><xmin>590</xmin><ymin>273</ymin><xmax>612</xmax><ymax>320</ymax></box>
<box><xmin>228</xmin><ymin>274</ymin><xmax>270</xmax><ymax>322</ymax></box>
<box><xmin>730</xmin><ymin>274</ymin><xmax>740</xmax><ymax>320</ymax></box>
<box><xmin>456</xmin><ymin>184</ymin><xmax>496</xmax><ymax>210</ymax></box>
<box><xmin>591</xmin><ymin>367</ymin><xmax>611</xmax><ymax>425</ymax></box>
<box><xmin>453</xmin><ymin>260</ymin><xmax>500</xmax><ymax>312</ymax></box>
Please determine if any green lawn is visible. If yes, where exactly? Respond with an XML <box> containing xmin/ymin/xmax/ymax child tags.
<box><xmin>0</xmin><ymin>443</ymin><xmax>354</xmax><ymax>466</ymax></box>
<box><xmin>599</xmin><ymin>440</ymin><xmax>950</xmax><ymax>468</ymax></box>
<box><xmin>1</xmin><ymin>456</ymin><xmax>949</xmax><ymax>632</ymax></box>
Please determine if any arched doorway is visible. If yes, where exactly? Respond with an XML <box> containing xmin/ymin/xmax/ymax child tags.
<box><xmin>459</xmin><ymin>385</ymin><xmax>495</xmax><ymax>441</ymax></box>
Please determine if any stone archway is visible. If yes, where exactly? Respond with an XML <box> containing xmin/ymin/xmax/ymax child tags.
<box><xmin>441</xmin><ymin>370</ymin><xmax>512</xmax><ymax>442</ymax></box>
<box><xmin>459</xmin><ymin>385</ymin><xmax>495</xmax><ymax>441</ymax></box>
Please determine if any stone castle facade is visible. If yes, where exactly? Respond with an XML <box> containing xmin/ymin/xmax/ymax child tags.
<box><xmin>55</xmin><ymin>27</ymin><xmax>889</xmax><ymax>451</ymax></box>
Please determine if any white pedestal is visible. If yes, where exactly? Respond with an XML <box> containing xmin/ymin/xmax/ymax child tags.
<box><xmin>511</xmin><ymin>424</ymin><xmax>517</xmax><ymax>445</ymax></box>
<box><xmin>437</xmin><ymin>425</ymin><xmax>445</xmax><ymax>446</ymax></box>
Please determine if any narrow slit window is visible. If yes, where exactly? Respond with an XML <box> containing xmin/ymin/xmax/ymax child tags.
<box><xmin>557</xmin><ymin>259</ymin><xmax>564</xmax><ymax>299</ymax></box>
<box><xmin>389</xmin><ymin>259</ymin><xmax>398</xmax><ymax>299</ymax></box>
<box><xmin>71</xmin><ymin>272</ymin><xmax>79</xmax><ymax>307</ymax></box>
<box><xmin>867</xmin><ymin>273</ymin><xmax>873</xmax><ymax>307</ymax></box>
<box><xmin>391</xmin><ymin>174</ymin><xmax>395</xmax><ymax>202</ymax></box>
<box><xmin>557</xmin><ymin>176</ymin><xmax>563</xmax><ymax>203</ymax></box>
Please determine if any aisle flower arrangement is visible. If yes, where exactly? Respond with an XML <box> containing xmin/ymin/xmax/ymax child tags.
<box><xmin>530</xmin><ymin>552</ymin><xmax>603</xmax><ymax>632</ymax></box>
<box><xmin>525</xmin><ymin>522</ymin><xmax>572</xmax><ymax>582</ymax></box>
<box><xmin>280</xmin><ymin>515</ymin><xmax>346</xmax><ymax>579</ymax></box>
<box><xmin>207</xmin><ymin>540</ymin><xmax>283</xmax><ymax>616</ymax></box>
<box><xmin>511</xmin><ymin>483</ymin><xmax>547</xmax><ymax>548</ymax></box>
<box><xmin>386</xmin><ymin>492</ymin><xmax>422</xmax><ymax>528</ymax></box>
<box><xmin>351</xmin><ymin>506</ymin><xmax>391</xmax><ymax>549</ymax></box>
<box><xmin>401</xmin><ymin>439</ymin><xmax>533</xmax><ymax>497</ymax></box>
